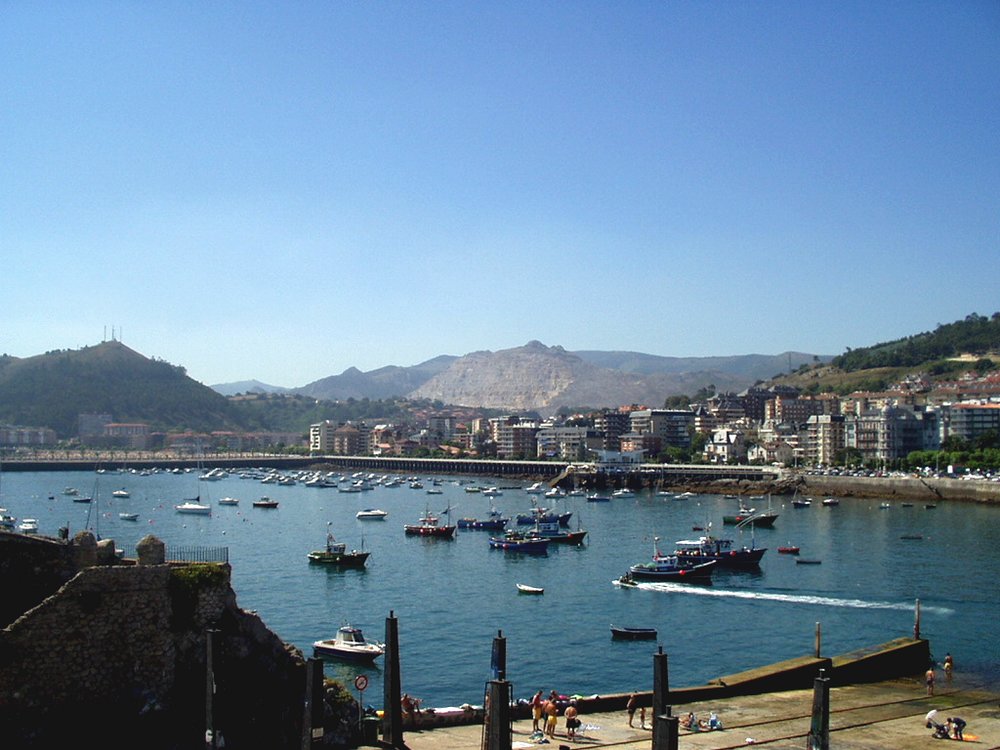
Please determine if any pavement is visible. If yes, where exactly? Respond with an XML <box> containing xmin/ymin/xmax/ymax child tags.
<box><xmin>390</xmin><ymin>677</ymin><xmax>1000</xmax><ymax>750</ymax></box>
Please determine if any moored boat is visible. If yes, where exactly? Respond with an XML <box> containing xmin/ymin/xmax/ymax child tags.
<box><xmin>218</xmin><ymin>496</ymin><xmax>239</xmax><ymax>506</ymax></box>
<box><xmin>516</xmin><ymin>583</ymin><xmax>544</xmax><ymax>595</ymax></box>
<box><xmin>457</xmin><ymin>515</ymin><xmax>508</xmax><ymax>531</ymax></box>
<box><xmin>777</xmin><ymin>545</ymin><xmax>800</xmax><ymax>555</ymax></box>
<box><xmin>404</xmin><ymin>504</ymin><xmax>456</xmax><ymax>538</ymax></box>
<box><xmin>175</xmin><ymin>499</ymin><xmax>211</xmax><ymax>515</ymax></box>
<box><xmin>532</xmin><ymin>518</ymin><xmax>587</xmax><ymax>545</ymax></box>
<box><xmin>17</xmin><ymin>518</ymin><xmax>39</xmax><ymax>534</ymax></box>
<box><xmin>119</xmin><ymin>512</ymin><xmax>139</xmax><ymax>521</ymax></box>
<box><xmin>488</xmin><ymin>530</ymin><xmax>549</xmax><ymax>554</ymax></box>
<box><xmin>253</xmin><ymin>497</ymin><xmax>279</xmax><ymax>508</ymax></box>
<box><xmin>610</xmin><ymin>625</ymin><xmax>657</xmax><ymax>640</ymax></box>
<box><xmin>313</xmin><ymin>625</ymin><xmax>384</xmax><ymax>662</ymax></box>
<box><xmin>356</xmin><ymin>508</ymin><xmax>388</xmax><ymax>520</ymax></box>
<box><xmin>308</xmin><ymin>525</ymin><xmax>369</xmax><ymax>567</ymax></box>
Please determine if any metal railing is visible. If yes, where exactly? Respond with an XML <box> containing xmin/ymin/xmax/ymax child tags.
<box><xmin>167</xmin><ymin>545</ymin><xmax>229</xmax><ymax>563</ymax></box>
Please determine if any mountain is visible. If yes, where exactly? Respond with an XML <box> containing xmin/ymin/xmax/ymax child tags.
<box><xmin>293</xmin><ymin>355</ymin><xmax>457</xmax><ymax>401</ymax></box>
<box><xmin>408</xmin><ymin>341</ymin><xmax>821</xmax><ymax>412</ymax></box>
<box><xmin>0</xmin><ymin>341</ymin><xmax>247</xmax><ymax>437</ymax></box>
<box><xmin>210</xmin><ymin>380</ymin><xmax>291</xmax><ymax>396</ymax></box>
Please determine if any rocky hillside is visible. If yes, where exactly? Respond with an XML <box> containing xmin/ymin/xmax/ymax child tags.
<box><xmin>409</xmin><ymin>341</ymin><xmax>760</xmax><ymax>411</ymax></box>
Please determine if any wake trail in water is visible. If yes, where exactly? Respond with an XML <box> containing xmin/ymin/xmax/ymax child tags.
<box><xmin>612</xmin><ymin>580</ymin><xmax>953</xmax><ymax>615</ymax></box>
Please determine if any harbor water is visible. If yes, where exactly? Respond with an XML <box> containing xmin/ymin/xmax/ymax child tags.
<box><xmin>2</xmin><ymin>468</ymin><xmax>998</xmax><ymax>708</ymax></box>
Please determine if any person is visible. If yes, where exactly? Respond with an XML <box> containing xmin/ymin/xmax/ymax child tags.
<box><xmin>401</xmin><ymin>693</ymin><xmax>420</xmax><ymax>726</ymax></box>
<box><xmin>680</xmin><ymin>712</ymin><xmax>695</xmax><ymax>729</ymax></box>
<box><xmin>531</xmin><ymin>689</ymin><xmax>544</xmax><ymax>732</ymax></box>
<box><xmin>626</xmin><ymin>693</ymin><xmax>637</xmax><ymax>727</ymax></box>
<box><xmin>947</xmin><ymin>717</ymin><xmax>966</xmax><ymax>740</ymax></box>
<box><xmin>639</xmin><ymin>704</ymin><xmax>647</xmax><ymax>729</ymax></box>
<box><xmin>925</xmin><ymin>666</ymin><xmax>936</xmax><ymax>696</ymax></box>
<box><xmin>944</xmin><ymin>653</ymin><xmax>954</xmax><ymax>680</ymax></box>
<box><xmin>544</xmin><ymin>697</ymin><xmax>559</xmax><ymax>739</ymax></box>
<box><xmin>564</xmin><ymin>700</ymin><xmax>580</xmax><ymax>740</ymax></box>
<box><xmin>708</xmin><ymin>711</ymin><xmax>722</xmax><ymax>730</ymax></box>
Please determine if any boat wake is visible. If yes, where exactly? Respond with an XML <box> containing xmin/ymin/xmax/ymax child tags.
<box><xmin>612</xmin><ymin>579</ymin><xmax>953</xmax><ymax>615</ymax></box>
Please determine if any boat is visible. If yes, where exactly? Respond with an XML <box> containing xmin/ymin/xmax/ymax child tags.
<box><xmin>610</xmin><ymin>625</ymin><xmax>657</xmax><ymax>640</ymax></box>
<box><xmin>796</xmin><ymin>558</ymin><xmax>822</xmax><ymax>565</ymax></box>
<box><xmin>792</xmin><ymin>498</ymin><xmax>812</xmax><ymax>508</ymax></box>
<box><xmin>425</xmin><ymin>487</ymin><xmax>443</xmax><ymax>495</ymax></box>
<box><xmin>356</xmin><ymin>508</ymin><xmax>389</xmax><ymax>520</ymax></box>
<box><xmin>532</xmin><ymin>518</ymin><xmax>587</xmax><ymax>545</ymax></box>
<box><xmin>111</xmin><ymin>489</ymin><xmax>130</xmax><ymax>498</ymax></box>
<box><xmin>481</xmin><ymin>487</ymin><xmax>503</xmax><ymax>496</ymax></box>
<box><xmin>457</xmin><ymin>513</ymin><xmax>508</xmax><ymax>531</ymax></box>
<box><xmin>673</xmin><ymin>528</ymin><xmax>766</xmax><ymax>568</ymax></box>
<box><xmin>515</xmin><ymin>500</ymin><xmax>572</xmax><ymax>527</ymax></box>
<box><xmin>488</xmin><ymin>529</ymin><xmax>549</xmax><ymax>554</ymax></box>
<box><xmin>900</xmin><ymin>533</ymin><xmax>924</xmax><ymax>540</ymax></box>
<box><xmin>879</xmin><ymin>502</ymin><xmax>892</xmax><ymax>509</ymax></box>
<box><xmin>118</xmin><ymin>512</ymin><xmax>139</xmax><ymax>521</ymax></box>
<box><xmin>404</xmin><ymin>503</ymin><xmax>456</xmax><ymax>538</ymax></box>
<box><xmin>63</xmin><ymin>487</ymin><xmax>79</xmax><ymax>496</ymax></box>
<box><xmin>524</xmin><ymin>482</ymin><xmax>546</xmax><ymax>494</ymax></box>
<box><xmin>308</xmin><ymin>525</ymin><xmax>370</xmax><ymax>567</ymax></box>
<box><xmin>728</xmin><ymin>508</ymin><xmax>779</xmax><ymax>528</ymax></box>
<box><xmin>17</xmin><ymin>518</ymin><xmax>39</xmax><ymax>534</ymax></box>
<box><xmin>611</xmin><ymin>488</ymin><xmax>635</xmax><ymax>498</ymax></box>
<box><xmin>516</xmin><ymin>583</ymin><xmax>544</xmax><ymax>595</ymax></box>
<box><xmin>217</xmin><ymin>496</ymin><xmax>240</xmax><ymax>506</ymax></box>
<box><xmin>587</xmin><ymin>493</ymin><xmax>611</xmax><ymax>502</ymax></box>
<box><xmin>777</xmin><ymin>545</ymin><xmax>800</xmax><ymax>555</ymax></box>
<box><xmin>822</xmin><ymin>497</ymin><xmax>840</xmax><ymax>506</ymax></box>
<box><xmin>313</xmin><ymin>625</ymin><xmax>384</xmax><ymax>662</ymax></box>
<box><xmin>625</xmin><ymin>538</ymin><xmax>718</xmax><ymax>583</ymax></box>
<box><xmin>175</xmin><ymin>499</ymin><xmax>212</xmax><ymax>515</ymax></box>
<box><xmin>72</xmin><ymin>495</ymin><xmax>93</xmax><ymax>503</ymax></box>
<box><xmin>925</xmin><ymin>504</ymin><xmax>937</xmax><ymax>509</ymax></box>
<box><xmin>252</xmin><ymin>497</ymin><xmax>279</xmax><ymax>508</ymax></box>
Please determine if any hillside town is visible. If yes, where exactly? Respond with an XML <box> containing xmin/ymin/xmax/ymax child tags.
<box><xmin>8</xmin><ymin>368</ymin><xmax>998</xmax><ymax>473</ymax></box>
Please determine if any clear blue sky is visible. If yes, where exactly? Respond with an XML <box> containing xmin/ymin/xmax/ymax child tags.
<box><xmin>3</xmin><ymin>2</ymin><xmax>998</xmax><ymax>387</ymax></box>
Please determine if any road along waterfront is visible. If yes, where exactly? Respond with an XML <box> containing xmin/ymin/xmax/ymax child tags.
<box><xmin>2</xmin><ymin>467</ymin><xmax>998</xmax><ymax>710</ymax></box>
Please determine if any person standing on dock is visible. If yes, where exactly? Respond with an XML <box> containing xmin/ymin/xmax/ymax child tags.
<box><xmin>626</xmin><ymin>693</ymin><xmax>637</xmax><ymax>727</ymax></box>
<box><xmin>564</xmin><ymin>700</ymin><xmax>580</xmax><ymax>740</ymax></box>
<box><xmin>943</xmin><ymin>652</ymin><xmax>954</xmax><ymax>681</ymax></box>
<box><xmin>544</xmin><ymin>697</ymin><xmax>558</xmax><ymax>739</ymax></box>
<box><xmin>925</xmin><ymin>666</ymin><xmax>936</xmax><ymax>696</ymax></box>
<box><xmin>531</xmin><ymin>690</ymin><xmax>544</xmax><ymax>732</ymax></box>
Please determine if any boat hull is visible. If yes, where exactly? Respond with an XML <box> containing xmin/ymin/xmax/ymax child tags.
<box><xmin>611</xmin><ymin>625</ymin><xmax>657</xmax><ymax>640</ymax></box>
<box><xmin>404</xmin><ymin>524</ymin><xmax>456</xmax><ymax>538</ymax></box>
<box><xmin>457</xmin><ymin>518</ymin><xmax>508</xmax><ymax>531</ymax></box>
<box><xmin>307</xmin><ymin>550</ymin><xmax>370</xmax><ymax>567</ymax></box>
<box><xmin>627</xmin><ymin>560</ymin><xmax>717</xmax><ymax>582</ymax></box>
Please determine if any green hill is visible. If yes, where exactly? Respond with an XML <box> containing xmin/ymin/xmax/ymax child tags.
<box><xmin>0</xmin><ymin>341</ymin><xmax>247</xmax><ymax>437</ymax></box>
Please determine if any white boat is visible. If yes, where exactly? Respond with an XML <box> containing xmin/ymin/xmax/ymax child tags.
<box><xmin>175</xmin><ymin>500</ymin><xmax>212</xmax><ymax>515</ymax></box>
<box><xmin>612</xmin><ymin>489</ymin><xmax>635</xmax><ymax>498</ymax></box>
<box><xmin>313</xmin><ymin>625</ymin><xmax>385</xmax><ymax>662</ymax></box>
<box><xmin>482</xmin><ymin>487</ymin><xmax>503</xmax><ymax>496</ymax></box>
<box><xmin>525</xmin><ymin>482</ymin><xmax>545</xmax><ymax>494</ymax></box>
<box><xmin>516</xmin><ymin>583</ymin><xmax>544</xmax><ymax>595</ymax></box>
<box><xmin>119</xmin><ymin>512</ymin><xmax>139</xmax><ymax>521</ymax></box>
<box><xmin>18</xmin><ymin>518</ymin><xmax>39</xmax><ymax>534</ymax></box>
<box><xmin>822</xmin><ymin>497</ymin><xmax>840</xmax><ymax>507</ymax></box>
<box><xmin>356</xmin><ymin>508</ymin><xmax>389</xmax><ymax>520</ymax></box>
<box><xmin>217</xmin><ymin>496</ymin><xmax>240</xmax><ymax>506</ymax></box>
<box><xmin>111</xmin><ymin>489</ymin><xmax>130</xmax><ymax>498</ymax></box>
<box><xmin>63</xmin><ymin>487</ymin><xmax>79</xmax><ymax>496</ymax></box>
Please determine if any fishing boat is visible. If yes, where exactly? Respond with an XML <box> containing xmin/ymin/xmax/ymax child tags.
<box><xmin>515</xmin><ymin>499</ymin><xmax>572</xmax><ymax>527</ymax></box>
<box><xmin>724</xmin><ymin>496</ymin><xmax>778</xmax><ymax>527</ymax></box>
<box><xmin>252</xmin><ymin>497</ymin><xmax>279</xmax><ymax>509</ymax></box>
<box><xmin>673</xmin><ymin>527</ymin><xmax>766</xmax><ymax>568</ymax></box>
<box><xmin>516</xmin><ymin>583</ymin><xmax>544</xmax><ymax>595</ymax></box>
<box><xmin>610</xmin><ymin>625</ymin><xmax>657</xmax><ymax>640</ymax></box>
<box><xmin>457</xmin><ymin>512</ymin><xmax>508</xmax><ymax>531</ymax></box>
<box><xmin>356</xmin><ymin>508</ymin><xmax>388</xmax><ymax>520</ymax></box>
<box><xmin>532</xmin><ymin>518</ymin><xmax>587</xmax><ymax>545</ymax></box>
<box><xmin>404</xmin><ymin>503</ymin><xmax>456</xmax><ymax>538</ymax></box>
<box><xmin>307</xmin><ymin>524</ymin><xmax>370</xmax><ymax>567</ymax></box>
<box><xmin>175</xmin><ymin>499</ymin><xmax>212</xmax><ymax>515</ymax></box>
<box><xmin>624</xmin><ymin>537</ymin><xmax>717</xmax><ymax>582</ymax></box>
<box><xmin>777</xmin><ymin>545</ymin><xmax>800</xmax><ymax>555</ymax></box>
<box><xmin>488</xmin><ymin>529</ymin><xmax>549</xmax><ymax>554</ymax></box>
<box><xmin>313</xmin><ymin>625</ymin><xmax>384</xmax><ymax>662</ymax></box>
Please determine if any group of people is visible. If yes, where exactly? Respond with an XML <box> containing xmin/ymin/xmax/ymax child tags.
<box><xmin>679</xmin><ymin>710</ymin><xmax>723</xmax><ymax>731</ymax></box>
<box><xmin>927</xmin><ymin>714</ymin><xmax>966</xmax><ymax>740</ymax></box>
<box><xmin>926</xmin><ymin>652</ymin><xmax>955</xmax><ymax>697</ymax></box>
<box><xmin>530</xmin><ymin>689</ymin><xmax>581</xmax><ymax>740</ymax></box>
<box><xmin>625</xmin><ymin>693</ymin><xmax>647</xmax><ymax>729</ymax></box>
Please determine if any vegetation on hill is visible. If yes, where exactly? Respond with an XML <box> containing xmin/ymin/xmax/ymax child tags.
<box><xmin>0</xmin><ymin>342</ymin><xmax>247</xmax><ymax>437</ymax></box>
<box><xmin>831</xmin><ymin>312</ymin><xmax>1000</xmax><ymax>372</ymax></box>
<box><xmin>228</xmin><ymin>393</ymin><xmax>427</xmax><ymax>433</ymax></box>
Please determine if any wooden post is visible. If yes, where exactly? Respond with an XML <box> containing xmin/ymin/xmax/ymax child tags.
<box><xmin>382</xmin><ymin>611</ymin><xmax>404</xmax><ymax>748</ymax></box>
<box><xmin>914</xmin><ymin>598</ymin><xmax>921</xmax><ymax>639</ymax></box>
<box><xmin>484</xmin><ymin>679</ymin><xmax>512</xmax><ymax>750</ymax></box>
<box><xmin>653</xmin><ymin>646</ymin><xmax>669</xmax><ymax>717</ymax></box>
<box><xmin>491</xmin><ymin>629</ymin><xmax>506</xmax><ymax>680</ymax></box>
<box><xmin>653</xmin><ymin>712</ymin><xmax>678</xmax><ymax>750</ymax></box>
<box><xmin>806</xmin><ymin>668</ymin><xmax>830</xmax><ymax>750</ymax></box>
<box><xmin>301</xmin><ymin>657</ymin><xmax>324</xmax><ymax>749</ymax></box>
<box><xmin>815</xmin><ymin>621</ymin><xmax>821</xmax><ymax>657</ymax></box>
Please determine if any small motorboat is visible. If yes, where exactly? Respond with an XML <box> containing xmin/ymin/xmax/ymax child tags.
<box><xmin>111</xmin><ymin>489</ymin><xmax>130</xmax><ymax>498</ymax></box>
<box><xmin>610</xmin><ymin>625</ymin><xmax>657</xmax><ymax>640</ymax></box>
<box><xmin>586</xmin><ymin>494</ymin><xmax>611</xmax><ymax>502</ymax></box>
<box><xmin>777</xmin><ymin>545</ymin><xmax>800</xmax><ymax>555</ymax></box>
<box><xmin>308</xmin><ymin>526</ymin><xmax>369</xmax><ymax>567</ymax></box>
<box><xmin>925</xmin><ymin>504</ymin><xmax>937</xmax><ymax>509</ymax></box>
<box><xmin>217</xmin><ymin>496</ymin><xmax>239</xmax><ymax>506</ymax></box>
<box><xmin>17</xmin><ymin>518</ymin><xmax>39</xmax><ymax>534</ymax></box>
<box><xmin>356</xmin><ymin>508</ymin><xmax>388</xmax><ymax>520</ymax></box>
<box><xmin>253</xmin><ymin>497</ymin><xmax>279</xmax><ymax>509</ymax></box>
<box><xmin>516</xmin><ymin>583</ymin><xmax>544</xmax><ymax>595</ymax></box>
<box><xmin>119</xmin><ymin>512</ymin><xmax>139</xmax><ymax>521</ymax></box>
<box><xmin>822</xmin><ymin>498</ymin><xmax>840</xmax><ymax>507</ymax></box>
<box><xmin>313</xmin><ymin>625</ymin><xmax>384</xmax><ymax>662</ymax></box>
<box><xmin>796</xmin><ymin>558</ymin><xmax>822</xmax><ymax>565</ymax></box>
<box><xmin>900</xmin><ymin>534</ymin><xmax>924</xmax><ymax>540</ymax></box>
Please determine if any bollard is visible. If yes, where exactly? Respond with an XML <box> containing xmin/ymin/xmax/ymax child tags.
<box><xmin>653</xmin><ymin>646</ymin><xmax>670</xmax><ymax>717</ymax></box>
<box><xmin>652</xmin><ymin>712</ymin><xmax>678</xmax><ymax>750</ymax></box>
<box><xmin>382</xmin><ymin>611</ymin><xmax>404</xmax><ymax>748</ymax></box>
<box><xmin>484</xmin><ymin>679</ymin><xmax>512</xmax><ymax>750</ymax></box>
<box><xmin>806</xmin><ymin>668</ymin><xmax>830</xmax><ymax>750</ymax></box>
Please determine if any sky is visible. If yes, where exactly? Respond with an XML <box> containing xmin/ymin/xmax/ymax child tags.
<box><xmin>2</xmin><ymin>2</ymin><xmax>998</xmax><ymax>388</ymax></box>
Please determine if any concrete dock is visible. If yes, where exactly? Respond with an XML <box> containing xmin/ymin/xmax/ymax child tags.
<box><xmin>392</xmin><ymin>677</ymin><xmax>999</xmax><ymax>750</ymax></box>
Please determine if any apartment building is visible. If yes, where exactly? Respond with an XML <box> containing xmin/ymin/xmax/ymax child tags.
<box><xmin>629</xmin><ymin>409</ymin><xmax>694</xmax><ymax>449</ymax></box>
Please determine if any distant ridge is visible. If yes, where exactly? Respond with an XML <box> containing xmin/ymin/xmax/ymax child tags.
<box><xmin>211</xmin><ymin>380</ymin><xmax>291</xmax><ymax>396</ymax></box>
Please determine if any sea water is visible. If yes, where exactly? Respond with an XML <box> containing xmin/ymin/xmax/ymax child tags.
<box><xmin>2</xmin><ymin>469</ymin><xmax>998</xmax><ymax>708</ymax></box>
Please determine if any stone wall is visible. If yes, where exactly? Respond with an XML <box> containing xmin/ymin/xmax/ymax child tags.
<box><xmin>0</xmin><ymin>533</ymin><xmax>319</xmax><ymax>750</ymax></box>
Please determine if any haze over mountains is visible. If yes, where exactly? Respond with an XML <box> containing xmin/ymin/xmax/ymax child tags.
<box><xmin>214</xmin><ymin>341</ymin><xmax>828</xmax><ymax>411</ymax></box>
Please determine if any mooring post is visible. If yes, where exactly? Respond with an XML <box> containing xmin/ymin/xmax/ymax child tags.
<box><xmin>652</xmin><ymin>712</ymin><xmax>678</xmax><ymax>750</ymax></box>
<box><xmin>815</xmin><ymin>621</ymin><xmax>821</xmax><ymax>657</ymax></box>
<box><xmin>653</xmin><ymin>646</ymin><xmax>669</xmax><ymax>716</ymax></box>
<box><xmin>484</xmin><ymin>678</ymin><xmax>512</xmax><ymax>750</ymax></box>
<box><xmin>806</xmin><ymin>668</ymin><xmax>831</xmax><ymax>750</ymax></box>
<box><xmin>302</xmin><ymin>657</ymin><xmax>324</xmax><ymax>749</ymax></box>
<box><xmin>382</xmin><ymin>610</ymin><xmax>404</xmax><ymax>748</ymax></box>
<box><xmin>491</xmin><ymin>629</ymin><xmax>506</xmax><ymax>680</ymax></box>
<box><xmin>914</xmin><ymin>598</ymin><xmax>921</xmax><ymax>639</ymax></box>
